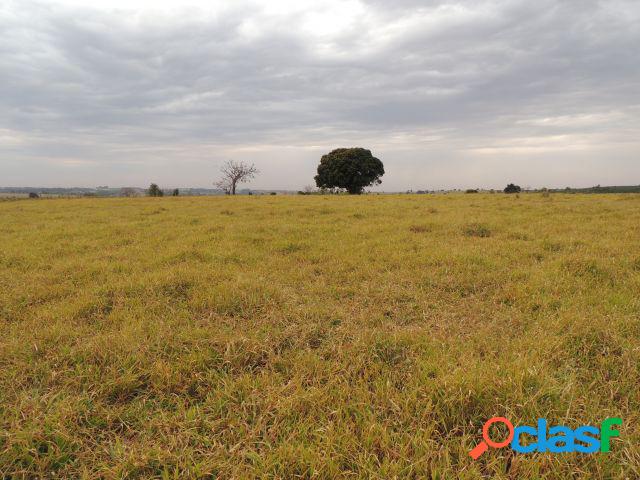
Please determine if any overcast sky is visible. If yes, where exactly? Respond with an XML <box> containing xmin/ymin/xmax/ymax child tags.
<box><xmin>1</xmin><ymin>0</ymin><xmax>639</xmax><ymax>190</ymax></box>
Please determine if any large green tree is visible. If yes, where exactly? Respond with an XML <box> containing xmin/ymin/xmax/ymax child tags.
<box><xmin>314</xmin><ymin>148</ymin><xmax>384</xmax><ymax>194</ymax></box>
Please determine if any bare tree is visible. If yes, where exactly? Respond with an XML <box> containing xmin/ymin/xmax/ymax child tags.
<box><xmin>215</xmin><ymin>160</ymin><xmax>258</xmax><ymax>195</ymax></box>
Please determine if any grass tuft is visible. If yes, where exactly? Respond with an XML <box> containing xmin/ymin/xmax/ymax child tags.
<box><xmin>462</xmin><ymin>223</ymin><xmax>492</xmax><ymax>237</ymax></box>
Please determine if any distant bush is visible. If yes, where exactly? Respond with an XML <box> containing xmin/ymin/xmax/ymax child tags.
<box><xmin>463</xmin><ymin>223</ymin><xmax>491</xmax><ymax>238</ymax></box>
<box><xmin>465</xmin><ymin>189</ymin><xmax>479</xmax><ymax>194</ymax></box>
<box><xmin>270</xmin><ymin>192</ymin><xmax>277</xmax><ymax>195</ymax></box>
<box><xmin>148</xmin><ymin>183</ymin><xmax>163</xmax><ymax>197</ymax></box>
<box><xmin>504</xmin><ymin>183</ymin><xmax>522</xmax><ymax>194</ymax></box>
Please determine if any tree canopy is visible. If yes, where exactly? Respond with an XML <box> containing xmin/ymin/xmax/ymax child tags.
<box><xmin>314</xmin><ymin>148</ymin><xmax>384</xmax><ymax>194</ymax></box>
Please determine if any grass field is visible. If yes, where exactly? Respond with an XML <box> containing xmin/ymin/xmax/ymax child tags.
<box><xmin>1</xmin><ymin>194</ymin><xmax>639</xmax><ymax>478</ymax></box>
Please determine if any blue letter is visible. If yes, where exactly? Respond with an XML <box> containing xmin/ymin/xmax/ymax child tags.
<box><xmin>574</xmin><ymin>426</ymin><xmax>600</xmax><ymax>453</ymax></box>
<box><xmin>536</xmin><ymin>418</ymin><xmax>548</xmax><ymax>452</ymax></box>
<box><xmin>512</xmin><ymin>426</ymin><xmax>538</xmax><ymax>453</ymax></box>
<box><xmin>547</xmin><ymin>426</ymin><xmax>575</xmax><ymax>453</ymax></box>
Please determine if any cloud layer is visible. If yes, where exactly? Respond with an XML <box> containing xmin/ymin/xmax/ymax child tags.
<box><xmin>1</xmin><ymin>0</ymin><xmax>639</xmax><ymax>189</ymax></box>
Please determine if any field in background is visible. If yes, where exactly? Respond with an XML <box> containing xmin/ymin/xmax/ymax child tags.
<box><xmin>1</xmin><ymin>194</ymin><xmax>639</xmax><ymax>478</ymax></box>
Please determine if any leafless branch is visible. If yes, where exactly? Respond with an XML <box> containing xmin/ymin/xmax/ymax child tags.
<box><xmin>215</xmin><ymin>160</ymin><xmax>258</xmax><ymax>195</ymax></box>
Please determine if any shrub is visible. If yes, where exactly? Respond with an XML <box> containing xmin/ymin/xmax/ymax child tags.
<box><xmin>148</xmin><ymin>183</ymin><xmax>163</xmax><ymax>197</ymax></box>
<box><xmin>504</xmin><ymin>183</ymin><xmax>521</xmax><ymax>194</ymax></box>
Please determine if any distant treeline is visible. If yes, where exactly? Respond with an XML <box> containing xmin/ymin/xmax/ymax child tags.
<box><xmin>1</xmin><ymin>184</ymin><xmax>639</xmax><ymax>197</ymax></box>
<box><xmin>548</xmin><ymin>185</ymin><xmax>640</xmax><ymax>194</ymax></box>
<box><xmin>0</xmin><ymin>187</ymin><xmax>286</xmax><ymax>197</ymax></box>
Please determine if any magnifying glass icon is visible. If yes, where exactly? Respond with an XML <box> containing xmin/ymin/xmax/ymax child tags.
<box><xmin>469</xmin><ymin>417</ymin><xmax>514</xmax><ymax>459</ymax></box>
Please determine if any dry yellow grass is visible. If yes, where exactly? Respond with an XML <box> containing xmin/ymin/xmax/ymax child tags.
<box><xmin>0</xmin><ymin>193</ymin><xmax>639</xmax><ymax>478</ymax></box>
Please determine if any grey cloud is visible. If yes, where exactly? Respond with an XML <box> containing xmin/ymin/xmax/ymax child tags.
<box><xmin>0</xmin><ymin>0</ymin><xmax>639</xmax><ymax>189</ymax></box>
